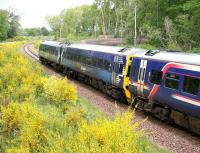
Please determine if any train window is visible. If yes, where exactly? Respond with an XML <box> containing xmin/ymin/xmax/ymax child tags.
<box><xmin>82</xmin><ymin>56</ymin><xmax>87</xmax><ymax>64</ymax></box>
<box><xmin>165</xmin><ymin>73</ymin><xmax>179</xmax><ymax>90</ymax></box>
<box><xmin>91</xmin><ymin>57</ymin><xmax>97</xmax><ymax>66</ymax></box>
<box><xmin>183</xmin><ymin>76</ymin><xmax>199</xmax><ymax>95</ymax></box>
<box><xmin>78</xmin><ymin>55</ymin><xmax>82</xmax><ymax>62</ymax></box>
<box><xmin>75</xmin><ymin>54</ymin><xmax>79</xmax><ymax>61</ymax></box>
<box><xmin>104</xmin><ymin>60</ymin><xmax>110</xmax><ymax>71</ymax></box>
<box><xmin>66</xmin><ymin>53</ymin><xmax>70</xmax><ymax>59</ymax></box>
<box><xmin>98</xmin><ymin>59</ymin><xmax>104</xmax><ymax>69</ymax></box>
<box><xmin>86</xmin><ymin>57</ymin><xmax>92</xmax><ymax>65</ymax></box>
<box><xmin>71</xmin><ymin>53</ymin><xmax>76</xmax><ymax>61</ymax></box>
<box><xmin>119</xmin><ymin>63</ymin><xmax>123</xmax><ymax>74</ymax></box>
<box><xmin>150</xmin><ymin>70</ymin><xmax>163</xmax><ymax>85</ymax></box>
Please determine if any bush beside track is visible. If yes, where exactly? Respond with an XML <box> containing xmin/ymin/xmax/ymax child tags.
<box><xmin>0</xmin><ymin>42</ymin><xmax>169</xmax><ymax>153</ymax></box>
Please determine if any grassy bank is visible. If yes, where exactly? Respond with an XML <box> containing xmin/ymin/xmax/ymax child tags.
<box><xmin>0</xmin><ymin>42</ymin><xmax>169</xmax><ymax>153</ymax></box>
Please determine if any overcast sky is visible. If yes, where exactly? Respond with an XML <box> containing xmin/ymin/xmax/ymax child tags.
<box><xmin>0</xmin><ymin>0</ymin><xmax>94</xmax><ymax>28</ymax></box>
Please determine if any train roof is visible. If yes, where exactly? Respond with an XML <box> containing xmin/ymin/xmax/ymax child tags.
<box><xmin>41</xmin><ymin>41</ymin><xmax>62</xmax><ymax>47</ymax></box>
<box><xmin>69</xmin><ymin>44</ymin><xmax>148</xmax><ymax>56</ymax></box>
<box><xmin>135</xmin><ymin>50</ymin><xmax>200</xmax><ymax>66</ymax></box>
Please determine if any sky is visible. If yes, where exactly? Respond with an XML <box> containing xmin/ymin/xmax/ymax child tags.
<box><xmin>0</xmin><ymin>0</ymin><xmax>94</xmax><ymax>28</ymax></box>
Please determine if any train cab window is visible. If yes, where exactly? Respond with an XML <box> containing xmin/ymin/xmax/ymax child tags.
<box><xmin>119</xmin><ymin>63</ymin><xmax>123</xmax><ymax>74</ymax></box>
<box><xmin>104</xmin><ymin>60</ymin><xmax>110</xmax><ymax>71</ymax></box>
<box><xmin>183</xmin><ymin>76</ymin><xmax>199</xmax><ymax>95</ymax></box>
<box><xmin>165</xmin><ymin>73</ymin><xmax>179</xmax><ymax>90</ymax></box>
<box><xmin>150</xmin><ymin>70</ymin><xmax>163</xmax><ymax>85</ymax></box>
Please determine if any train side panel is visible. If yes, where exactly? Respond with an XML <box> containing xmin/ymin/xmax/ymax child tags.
<box><xmin>61</xmin><ymin>47</ymin><xmax>128</xmax><ymax>89</ymax></box>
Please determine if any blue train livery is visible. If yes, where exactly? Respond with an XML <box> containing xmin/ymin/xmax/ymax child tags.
<box><xmin>129</xmin><ymin>50</ymin><xmax>200</xmax><ymax>134</ymax></box>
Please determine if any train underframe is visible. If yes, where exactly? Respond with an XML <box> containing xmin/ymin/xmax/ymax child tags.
<box><xmin>132</xmin><ymin>97</ymin><xmax>200</xmax><ymax>135</ymax></box>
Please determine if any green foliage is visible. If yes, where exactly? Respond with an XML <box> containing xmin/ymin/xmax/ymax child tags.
<box><xmin>22</xmin><ymin>27</ymin><xmax>49</xmax><ymax>37</ymax></box>
<box><xmin>33</xmin><ymin>39</ymin><xmax>42</xmax><ymax>50</ymax></box>
<box><xmin>46</xmin><ymin>0</ymin><xmax>200</xmax><ymax>51</ymax></box>
<box><xmin>7</xmin><ymin>36</ymin><xmax>30</xmax><ymax>42</ymax></box>
<box><xmin>0</xmin><ymin>9</ymin><xmax>9</xmax><ymax>40</ymax></box>
<box><xmin>46</xmin><ymin>5</ymin><xmax>97</xmax><ymax>40</ymax></box>
<box><xmin>137</xmin><ymin>44</ymin><xmax>157</xmax><ymax>50</ymax></box>
<box><xmin>7</xmin><ymin>12</ymin><xmax>20</xmax><ymax>38</ymax></box>
<box><xmin>0</xmin><ymin>9</ymin><xmax>20</xmax><ymax>41</ymax></box>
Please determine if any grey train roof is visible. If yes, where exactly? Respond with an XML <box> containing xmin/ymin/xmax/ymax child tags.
<box><xmin>41</xmin><ymin>41</ymin><xmax>62</xmax><ymax>47</ymax></box>
<box><xmin>135</xmin><ymin>50</ymin><xmax>200</xmax><ymax>66</ymax></box>
<box><xmin>41</xmin><ymin>41</ymin><xmax>147</xmax><ymax>55</ymax></box>
<box><xmin>69</xmin><ymin>44</ymin><xmax>148</xmax><ymax>56</ymax></box>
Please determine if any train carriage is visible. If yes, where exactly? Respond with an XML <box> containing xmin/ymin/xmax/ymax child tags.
<box><xmin>129</xmin><ymin>50</ymin><xmax>200</xmax><ymax>134</ymax></box>
<box><xmin>39</xmin><ymin>41</ymin><xmax>63</xmax><ymax>64</ymax></box>
<box><xmin>60</xmin><ymin>44</ymin><xmax>147</xmax><ymax>102</ymax></box>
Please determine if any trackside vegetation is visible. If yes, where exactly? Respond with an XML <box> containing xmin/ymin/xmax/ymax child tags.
<box><xmin>0</xmin><ymin>42</ymin><xmax>169</xmax><ymax>153</ymax></box>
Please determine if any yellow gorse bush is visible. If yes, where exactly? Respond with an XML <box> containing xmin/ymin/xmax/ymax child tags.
<box><xmin>0</xmin><ymin>42</ymin><xmax>77</xmax><ymax>104</ymax></box>
<box><xmin>69</xmin><ymin>111</ymin><xmax>144</xmax><ymax>153</ymax></box>
<box><xmin>1</xmin><ymin>102</ymin><xmax>46</xmax><ymax>152</ymax></box>
<box><xmin>0</xmin><ymin>42</ymin><xmax>79</xmax><ymax>152</ymax></box>
<box><xmin>43</xmin><ymin>76</ymin><xmax>77</xmax><ymax>105</ymax></box>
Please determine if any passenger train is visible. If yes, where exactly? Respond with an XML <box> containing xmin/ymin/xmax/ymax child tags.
<box><xmin>39</xmin><ymin>41</ymin><xmax>200</xmax><ymax>135</ymax></box>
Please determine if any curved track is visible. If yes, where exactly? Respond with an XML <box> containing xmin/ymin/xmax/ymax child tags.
<box><xmin>22</xmin><ymin>43</ymin><xmax>200</xmax><ymax>153</ymax></box>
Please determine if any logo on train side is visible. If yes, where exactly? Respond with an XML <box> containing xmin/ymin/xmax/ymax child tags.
<box><xmin>81</xmin><ymin>66</ymin><xmax>86</xmax><ymax>72</ymax></box>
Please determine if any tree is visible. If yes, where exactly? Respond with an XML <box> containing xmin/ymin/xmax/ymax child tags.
<box><xmin>46</xmin><ymin>15</ymin><xmax>63</xmax><ymax>39</ymax></box>
<box><xmin>8</xmin><ymin>11</ymin><xmax>20</xmax><ymax>38</ymax></box>
<box><xmin>41</xmin><ymin>27</ymin><xmax>49</xmax><ymax>36</ymax></box>
<box><xmin>0</xmin><ymin>9</ymin><xmax>8</xmax><ymax>40</ymax></box>
<box><xmin>45</xmin><ymin>0</ymin><xmax>200</xmax><ymax>50</ymax></box>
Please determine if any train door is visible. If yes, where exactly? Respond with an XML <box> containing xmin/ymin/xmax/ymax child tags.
<box><xmin>137</xmin><ymin>59</ymin><xmax>148</xmax><ymax>97</ymax></box>
<box><xmin>59</xmin><ymin>45</ymin><xmax>65</xmax><ymax>64</ymax></box>
<box><xmin>112</xmin><ymin>55</ymin><xmax>124</xmax><ymax>86</ymax></box>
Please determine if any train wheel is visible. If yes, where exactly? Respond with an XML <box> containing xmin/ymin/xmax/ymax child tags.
<box><xmin>152</xmin><ymin>107</ymin><xmax>170</xmax><ymax>121</ymax></box>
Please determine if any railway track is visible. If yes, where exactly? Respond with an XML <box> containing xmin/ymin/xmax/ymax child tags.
<box><xmin>22</xmin><ymin>43</ymin><xmax>200</xmax><ymax>153</ymax></box>
<box><xmin>23</xmin><ymin>43</ymin><xmax>39</xmax><ymax>61</ymax></box>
